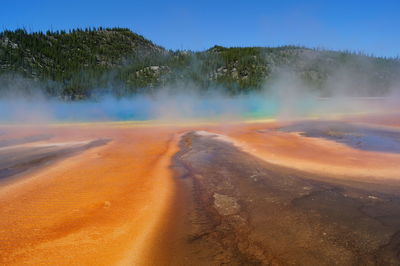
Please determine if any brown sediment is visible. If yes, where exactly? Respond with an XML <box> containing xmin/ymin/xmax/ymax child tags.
<box><xmin>171</xmin><ymin>131</ymin><xmax>400</xmax><ymax>265</ymax></box>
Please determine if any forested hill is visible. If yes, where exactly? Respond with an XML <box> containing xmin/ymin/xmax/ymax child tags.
<box><xmin>1</xmin><ymin>27</ymin><xmax>399</xmax><ymax>99</ymax></box>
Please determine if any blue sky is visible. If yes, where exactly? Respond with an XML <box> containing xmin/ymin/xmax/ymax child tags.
<box><xmin>2</xmin><ymin>0</ymin><xmax>399</xmax><ymax>57</ymax></box>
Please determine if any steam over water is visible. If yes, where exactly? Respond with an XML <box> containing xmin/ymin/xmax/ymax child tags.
<box><xmin>0</xmin><ymin>93</ymin><xmax>395</xmax><ymax>123</ymax></box>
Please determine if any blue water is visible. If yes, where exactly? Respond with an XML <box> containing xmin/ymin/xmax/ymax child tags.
<box><xmin>280</xmin><ymin>121</ymin><xmax>400</xmax><ymax>154</ymax></box>
<box><xmin>0</xmin><ymin>94</ymin><xmax>292</xmax><ymax>122</ymax></box>
<box><xmin>0</xmin><ymin>94</ymin><xmax>367</xmax><ymax>123</ymax></box>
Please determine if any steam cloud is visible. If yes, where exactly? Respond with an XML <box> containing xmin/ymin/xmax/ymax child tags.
<box><xmin>0</xmin><ymin>65</ymin><xmax>399</xmax><ymax>124</ymax></box>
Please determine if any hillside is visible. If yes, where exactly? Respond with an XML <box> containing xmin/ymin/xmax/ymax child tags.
<box><xmin>1</xmin><ymin>28</ymin><xmax>399</xmax><ymax>99</ymax></box>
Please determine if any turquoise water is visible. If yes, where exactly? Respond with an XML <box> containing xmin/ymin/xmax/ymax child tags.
<box><xmin>0</xmin><ymin>94</ymin><xmax>341</xmax><ymax>123</ymax></box>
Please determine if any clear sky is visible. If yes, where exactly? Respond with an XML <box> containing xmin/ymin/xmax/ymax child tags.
<box><xmin>2</xmin><ymin>0</ymin><xmax>399</xmax><ymax>57</ymax></box>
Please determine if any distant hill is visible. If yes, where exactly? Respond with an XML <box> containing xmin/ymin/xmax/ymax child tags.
<box><xmin>1</xmin><ymin>27</ymin><xmax>399</xmax><ymax>99</ymax></box>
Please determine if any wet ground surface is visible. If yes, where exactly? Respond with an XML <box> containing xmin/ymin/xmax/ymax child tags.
<box><xmin>0</xmin><ymin>134</ymin><xmax>52</xmax><ymax>148</ymax></box>
<box><xmin>172</xmin><ymin>131</ymin><xmax>400</xmax><ymax>265</ymax></box>
<box><xmin>0</xmin><ymin>119</ymin><xmax>399</xmax><ymax>265</ymax></box>
<box><xmin>0</xmin><ymin>125</ymin><xmax>179</xmax><ymax>265</ymax></box>
<box><xmin>0</xmin><ymin>138</ymin><xmax>110</xmax><ymax>181</ymax></box>
<box><xmin>277</xmin><ymin>120</ymin><xmax>400</xmax><ymax>154</ymax></box>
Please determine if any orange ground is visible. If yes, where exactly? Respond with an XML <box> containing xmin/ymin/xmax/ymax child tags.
<box><xmin>224</xmin><ymin>122</ymin><xmax>400</xmax><ymax>181</ymax></box>
<box><xmin>1</xmin><ymin>118</ymin><xmax>400</xmax><ymax>265</ymax></box>
<box><xmin>0</xmin><ymin>125</ymin><xmax>182</xmax><ymax>265</ymax></box>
